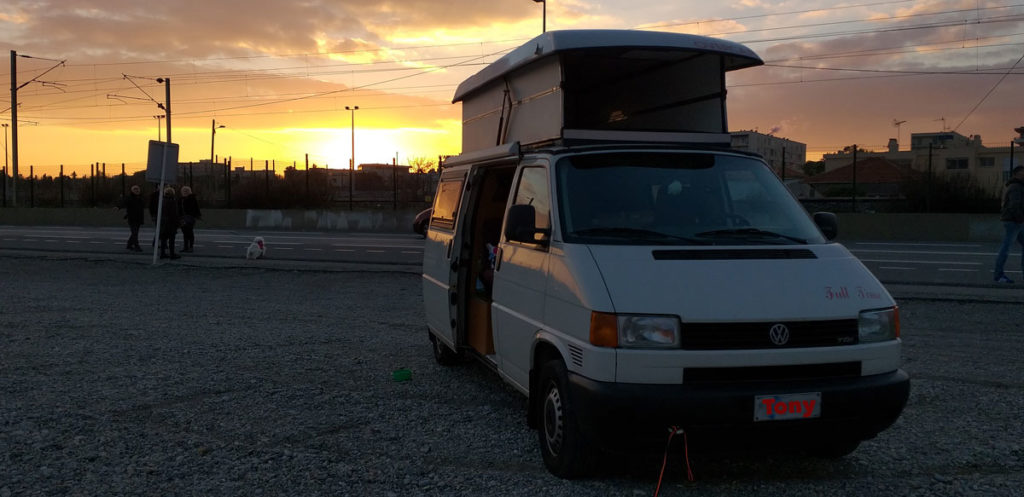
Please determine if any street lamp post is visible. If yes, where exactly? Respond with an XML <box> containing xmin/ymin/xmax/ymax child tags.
<box><xmin>533</xmin><ymin>0</ymin><xmax>546</xmax><ymax>33</ymax></box>
<box><xmin>210</xmin><ymin>119</ymin><xmax>226</xmax><ymax>166</ymax></box>
<box><xmin>154</xmin><ymin>115</ymin><xmax>164</xmax><ymax>141</ymax></box>
<box><xmin>345</xmin><ymin>105</ymin><xmax>358</xmax><ymax>210</ymax></box>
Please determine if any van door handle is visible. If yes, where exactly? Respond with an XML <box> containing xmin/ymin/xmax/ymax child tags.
<box><xmin>494</xmin><ymin>247</ymin><xmax>503</xmax><ymax>272</ymax></box>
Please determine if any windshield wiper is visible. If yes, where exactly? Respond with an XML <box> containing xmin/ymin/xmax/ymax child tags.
<box><xmin>570</xmin><ymin>227</ymin><xmax>709</xmax><ymax>245</ymax></box>
<box><xmin>694</xmin><ymin>228</ymin><xmax>808</xmax><ymax>244</ymax></box>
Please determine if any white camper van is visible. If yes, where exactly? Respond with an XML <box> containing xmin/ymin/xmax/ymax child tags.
<box><xmin>422</xmin><ymin>30</ymin><xmax>909</xmax><ymax>478</ymax></box>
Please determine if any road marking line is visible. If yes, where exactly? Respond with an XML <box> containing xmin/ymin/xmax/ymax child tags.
<box><xmin>859</xmin><ymin>259</ymin><xmax>981</xmax><ymax>266</ymax></box>
<box><xmin>852</xmin><ymin>249</ymin><xmax>992</xmax><ymax>256</ymax></box>
<box><xmin>401</xmin><ymin>250</ymin><xmax>422</xmax><ymax>254</ymax></box>
<box><xmin>938</xmin><ymin>268</ymin><xmax>978</xmax><ymax>272</ymax></box>
<box><xmin>366</xmin><ymin>250</ymin><xmax>385</xmax><ymax>253</ymax></box>
<box><xmin>275</xmin><ymin>247</ymin><xmax>294</xmax><ymax>250</ymax></box>
<box><xmin>304</xmin><ymin>248</ymin><xmax>323</xmax><ymax>251</ymax></box>
<box><xmin>852</xmin><ymin>242</ymin><xmax>981</xmax><ymax>248</ymax></box>
<box><xmin>335</xmin><ymin>249</ymin><xmax>355</xmax><ymax>252</ymax></box>
<box><xmin>878</xmin><ymin>266</ymin><xmax>914</xmax><ymax>270</ymax></box>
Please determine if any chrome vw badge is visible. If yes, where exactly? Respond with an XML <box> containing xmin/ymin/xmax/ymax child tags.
<box><xmin>769</xmin><ymin>324</ymin><xmax>790</xmax><ymax>346</ymax></box>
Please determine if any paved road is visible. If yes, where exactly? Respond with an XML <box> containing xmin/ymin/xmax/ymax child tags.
<box><xmin>5</xmin><ymin>225</ymin><xmax>1024</xmax><ymax>289</ymax></box>
<box><xmin>844</xmin><ymin>240</ymin><xmax>1020</xmax><ymax>286</ymax></box>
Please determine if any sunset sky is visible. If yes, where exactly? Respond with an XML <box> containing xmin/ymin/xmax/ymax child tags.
<box><xmin>2</xmin><ymin>0</ymin><xmax>1023</xmax><ymax>177</ymax></box>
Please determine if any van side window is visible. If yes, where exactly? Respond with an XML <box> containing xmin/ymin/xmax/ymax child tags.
<box><xmin>430</xmin><ymin>178</ymin><xmax>464</xmax><ymax>230</ymax></box>
<box><xmin>511</xmin><ymin>167</ymin><xmax>551</xmax><ymax>244</ymax></box>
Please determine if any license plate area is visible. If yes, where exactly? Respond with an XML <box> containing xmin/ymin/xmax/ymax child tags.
<box><xmin>754</xmin><ymin>392</ymin><xmax>821</xmax><ymax>421</ymax></box>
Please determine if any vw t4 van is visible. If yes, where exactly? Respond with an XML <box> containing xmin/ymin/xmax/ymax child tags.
<box><xmin>421</xmin><ymin>29</ymin><xmax>909</xmax><ymax>478</ymax></box>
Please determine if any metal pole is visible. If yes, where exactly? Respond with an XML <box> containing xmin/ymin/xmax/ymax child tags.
<box><xmin>121</xmin><ymin>163</ymin><xmax>126</xmax><ymax>198</ymax></box>
<box><xmin>162</xmin><ymin>78</ymin><xmax>171</xmax><ymax>143</ymax></box>
<box><xmin>29</xmin><ymin>165</ymin><xmax>33</xmax><ymax>207</ymax></box>
<box><xmin>1</xmin><ymin>123</ymin><xmax>7</xmax><ymax>207</ymax></box>
<box><xmin>851</xmin><ymin>145</ymin><xmax>858</xmax><ymax>213</ymax></box>
<box><xmin>927</xmin><ymin>143</ymin><xmax>933</xmax><ymax>213</ymax></box>
<box><xmin>305</xmin><ymin>153</ymin><xmax>309</xmax><ymax>206</ymax></box>
<box><xmin>59</xmin><ymin>164</ymin><xmax>64</xmax><ymax>208</ymax></box>
<box><xmin>346</xmin><ymin>105</ymin><xmax>358</xmax><ymax>210</ymax></box>
<box><xmin>11</xmin><ymin>50</ymin><xmax>19</xmax><ymax>207</ymax></box>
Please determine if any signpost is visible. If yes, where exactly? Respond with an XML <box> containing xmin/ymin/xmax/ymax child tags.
<box><xmin>146</xmin><ymin>140</ymin><xmax>179</xmax><ymax>264</ymax></box>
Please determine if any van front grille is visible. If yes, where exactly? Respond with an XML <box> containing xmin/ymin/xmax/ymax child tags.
<box><xmin>681</xmin><ymin>319</ymin><xmax>858</xmax><ymax>350</ymax></box>
<box><xmin>684</xmin><ymin>362</ymin><xmax>861</xmax><ymax>384</ymax></box>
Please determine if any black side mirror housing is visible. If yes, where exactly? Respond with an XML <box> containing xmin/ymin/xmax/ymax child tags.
<box><xmin>506</xmin><ymin>204</ymin><xmax>542</xmax><ymax>244</ymax></box>
<box><xmin>813</xmin><ymin>211</ymin><xmax>838</xmax><ymax>241</ymax></box>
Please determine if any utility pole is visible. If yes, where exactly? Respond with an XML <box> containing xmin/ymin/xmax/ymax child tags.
<box><xmin>851</xmin><ymin>145</ymin><xmax>858</xmax><ymax>213</ymax></box>
<box><xmin>345</xmin><ymin>105</ymin><xmax>358</xmax><ymax>210</ymax></box>
<box><xmin>9</xmin><ymin>51</ymin><xmax>64</xmax><ymax>207</ymax></box>
<box><xmin>10</xmin><ymin>50</ymin><xmax>18</xmax><ymax>206</ymax></box>
<box><xmin>927</xmin><ymin>143</ymin><xmax>933</xmax><ymax>213</ymax></box>
<box><xmin>157</xmin><ymin>77</ymin><xmax>171</xmax><ymax>142</ymax></box>
<box><xmin>1</xmin><ymin>122</ymin><xmax>7</xmax><ymax>207</ymax></box>
<box><xmin>210</xmin><ymin>119</ymin><xmax>225</xmax><ymax>168</ymax></box>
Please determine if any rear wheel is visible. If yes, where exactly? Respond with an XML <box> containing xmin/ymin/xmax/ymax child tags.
<box><xmin>537</xmin><ymin>359</ymin><xmax>593</xmax><ymax>478</ymax></box>
<box><xmin>429</xmin><ymin>332</ymin><xmax>461</xmax><ymax>365</ymax></box>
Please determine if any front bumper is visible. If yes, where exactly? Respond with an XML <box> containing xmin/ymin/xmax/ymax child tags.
<box><xmin>568</xmin><ymin>369</ymin><xmax>910</xmax><ymax>450</ymax></box>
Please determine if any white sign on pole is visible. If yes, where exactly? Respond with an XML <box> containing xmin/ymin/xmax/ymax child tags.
<box><xmin>146</xmin><ymin>140</ymin><xmax>180</xmax><ymax>184</ymax></box>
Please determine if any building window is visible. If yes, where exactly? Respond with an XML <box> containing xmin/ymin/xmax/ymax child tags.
<box><xmin>979</xmin><ymin>157</ymin><xmax>995</xmax><ymax>168</ymax></box>
<box><xmin>945</xmin><ymin>158</ymin><xmax>968</xmax><ymax>170</ymax></box>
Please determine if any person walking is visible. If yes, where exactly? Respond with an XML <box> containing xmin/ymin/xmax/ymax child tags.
<box><xmin>116</xmin><ymin>185</ymin><xmax>145</xmax><ymax>252</ymax></box>
<box><xmin>179</xmin><ymin>186</ymin><xmax>202</xmax><ymax>253</ymax></box>
<box><xmin>158</xmin><ymin>186</ymin><xmax>182</xmax><ymax>260</ymax></box>
<box><xmin>993</xmin><ymin>165</ymin><xmax>1024</xmax><ymax>283</ymax></box>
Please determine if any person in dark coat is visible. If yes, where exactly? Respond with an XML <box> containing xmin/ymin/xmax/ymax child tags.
<box><xmin>158</xmin><ymin>186</ymin><xmax>182</xmax><ymax>260</ymax></box>
<box><xmin>115</xmin><ymin>185</ymin><xmax>145</xmax><ymax>252</ymax></box>
<box><xmin>179</xmin><ymin>186</ymin><xmax>202</xmax><ymax>253</ymax></box>
<box><xmin>993</xmin><ymin>165</ymin><xmax>1024</xmax><ymax>282</ymax></box>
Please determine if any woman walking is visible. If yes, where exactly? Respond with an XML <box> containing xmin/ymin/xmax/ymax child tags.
<box><xmin>159</xmin><ymin>186</ymin><xmax>181</xmax><ymax>260</ymax></box>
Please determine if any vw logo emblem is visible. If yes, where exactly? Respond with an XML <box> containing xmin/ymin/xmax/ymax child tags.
<box><xmin>769</xmin><ymin>324</ymin><xmax>790</xmax><ymax>346</ymax></box>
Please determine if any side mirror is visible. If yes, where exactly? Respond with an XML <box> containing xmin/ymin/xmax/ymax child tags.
<box><xmin>506</xmin><ymin>204</ymin><xmax>545</xmax><ymax>244</ymax></box>
<box><xmin>813</xmin><ymin>211</ymin><xmax>838</xmax><ymax>241</ymax></box>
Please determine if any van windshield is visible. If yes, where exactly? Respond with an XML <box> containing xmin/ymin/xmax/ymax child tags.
<box><xmin>555</xmin><ymin>152</ymin><xmax>826</xmax><ymax>245</ymax></box>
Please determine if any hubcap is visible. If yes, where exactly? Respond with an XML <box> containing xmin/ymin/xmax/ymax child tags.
<box><xmin>542</xmin><ymin>382</ymin><xmax>564</xmax><ymax>457</ymax></box>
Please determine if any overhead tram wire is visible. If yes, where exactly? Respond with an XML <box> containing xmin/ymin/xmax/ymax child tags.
<box><xmin>12</xmin><ymin>4</ymin><xmax>1024</xmax><ymax>125</ymax></box>
<box><xmin>952</xmin><ymin>48</ymin><xmax>1024</xmax><ymax>132</ymax></box>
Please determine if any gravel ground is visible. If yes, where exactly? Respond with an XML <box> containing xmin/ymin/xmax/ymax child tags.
<box><xmin>1</xmin><ymin>256</ymin><xmax>1022</xmax><ymax>496</ymax></box>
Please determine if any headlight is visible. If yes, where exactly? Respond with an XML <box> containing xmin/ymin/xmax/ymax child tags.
<box><xmin>590</xmin><ymin>312</ymin><xmax>681</xmax><ymax>349</ymax></box>
<box><xmin>859</xmin><ymin>307</ymin><xmax>900</xmax><ymax>342</ymax></box>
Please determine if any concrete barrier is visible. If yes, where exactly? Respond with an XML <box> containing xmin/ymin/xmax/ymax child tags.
<box><xmin>0</xmin><ymin>208</ymin><xmax>1006</xmax><ymax>241</ymax></box>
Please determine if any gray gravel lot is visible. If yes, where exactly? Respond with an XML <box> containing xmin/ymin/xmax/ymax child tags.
<box><xmin>1</xmin><ymin>256</ymin><xmax>1022</xmax><ymax>496</ymax></box>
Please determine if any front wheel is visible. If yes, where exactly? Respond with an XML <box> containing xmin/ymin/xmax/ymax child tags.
<box><xmin>537</xmin><ymin>359</ymin><xmax>594</xmax><ymax>478</ymax></box>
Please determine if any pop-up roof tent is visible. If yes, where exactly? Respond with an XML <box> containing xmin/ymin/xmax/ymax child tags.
<box><xmin>453</xmin><ymin>30</ymin><xmax>763</xmax><ymax>154</ymax></box>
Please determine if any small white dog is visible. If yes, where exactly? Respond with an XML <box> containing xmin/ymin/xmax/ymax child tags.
<box><xmin>246</xmin><ymin>236</ymin><xmax>266</xmax><ymax>259</ymax></box>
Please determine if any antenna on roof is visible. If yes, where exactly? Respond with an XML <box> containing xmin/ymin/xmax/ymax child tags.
<box><xmin>934</xmin><ymin>117</ymin><xmax>947</xmax><ymax>132</ymax></box>
<box><xmin>892</xmin><ymin>119</ymin><xmax>906</xmax><ymax>148</ymax></box>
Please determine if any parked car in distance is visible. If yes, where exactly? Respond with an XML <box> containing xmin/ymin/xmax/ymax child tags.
<box><xmin>413</xmin><ymin>208</ymin><xmax>432</xmax><ymax>236</ymax></box>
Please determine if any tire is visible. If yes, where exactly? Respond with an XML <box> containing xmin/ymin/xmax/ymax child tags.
<box><xmin>537</xmin><ymin>359</ymin><xmax>594</xmax><ymax>478</ymax></box>
<box><xmin>429</xmin><ymin>332</ymin><xmax>461</xmax><ymax>366</ymax></box>
<box><xmin>806</xmin><ymin>437</ymin><xmax>861</xmax><ymax>459</ymax></box>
